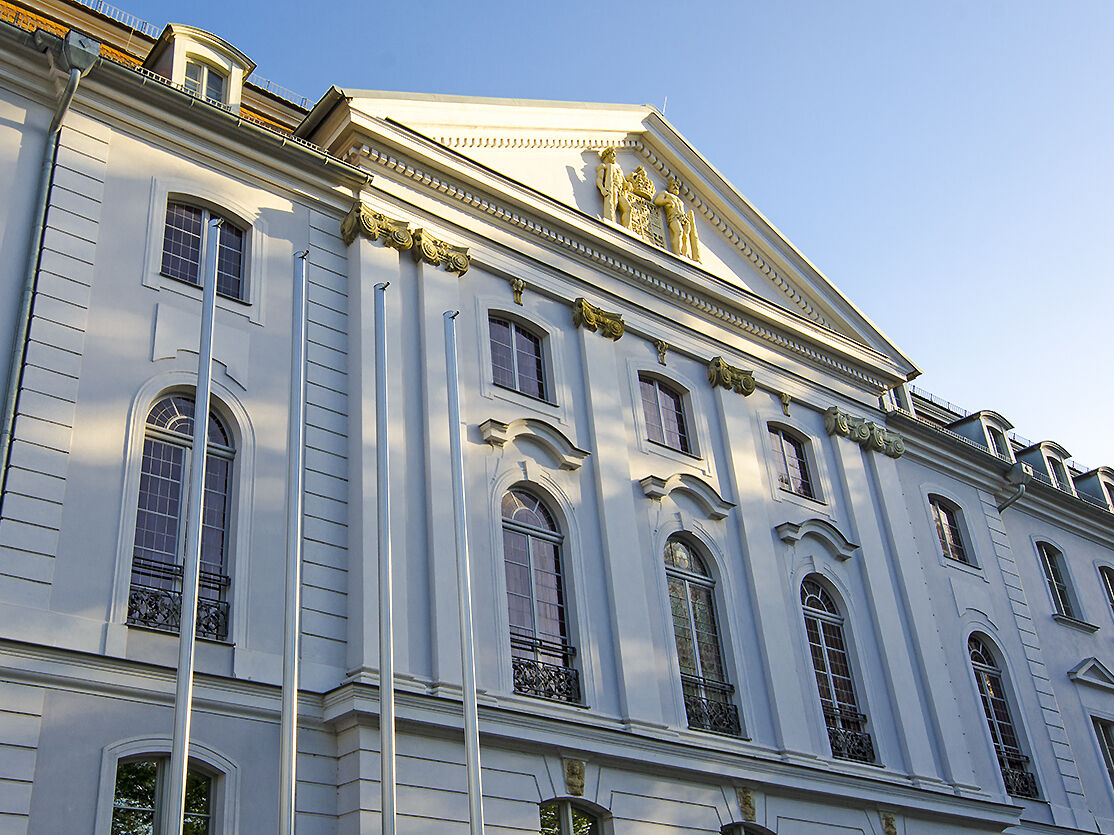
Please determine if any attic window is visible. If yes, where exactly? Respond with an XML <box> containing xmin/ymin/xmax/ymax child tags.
<box><xmin>987</xmin><ymin>426</ymin><xmax>1011</xmax><ymax>460</ymax></box>
<box><xmin>1047</xmin><ymin>456</ymin><xmax>1072</xmax><ymax>493</ymax></box>
<box><xmin>185</xmin><ymin>60</ymin><xmax>226</xmax><ymax>103</ymax></box>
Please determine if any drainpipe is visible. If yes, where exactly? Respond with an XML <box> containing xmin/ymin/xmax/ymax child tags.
<box><xmin>997</xmin><ymin>461</ymin><xmax>1033</xmax><ymax>513</ymax></box>
<box><xmin>0</xmin><ymin>30</ymin><xmax>100</xmax><ymax>513</ymax></box>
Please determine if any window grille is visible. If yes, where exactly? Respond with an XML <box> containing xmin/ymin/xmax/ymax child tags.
<box><xmin>969</xmin><ymin>635</ymin><xmax>1038</xmax><ymax>798</ymax></box>
<box><xmin>930</xmin><ymin>497</ymin><xmax>969</xmax><ymax>564</ymax></box>
<box><xmin>1037</xmin><ymin>542</ymin><xmax>1075</xmax><ymax>618</ymax></box>
<box><xmin>161</xmin><ymin>202</ymin><xmax>245</xmax><ymax>300</ymax></box>
<box><xmin>490</xmin><ymin>317</ymin><xmax>546</xmax><ymax>400</ymax></box>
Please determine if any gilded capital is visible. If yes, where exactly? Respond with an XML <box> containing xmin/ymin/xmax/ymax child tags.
<box><xmin>708</xmin><ymin>356</ymin><xmax>755</xmax><ymax>396</ymax></box>
<box><xmin>411</xmin><ymin>228</ymin><xmax>470</xmax><ymax>276</ymax></box>
<box><xmin>572</xmin><ymin>298</ymin><xmax>624</xmax><ymax>340</ymax></box>
<box><xmin>340</xmin><ymin>202</ymin><xmax>413</xmax><ymax>251</ymax></box>
<box><xmin>824</xmin><ymin>406</ymin><xmax>905</xmax><ymax>458</ymax></box>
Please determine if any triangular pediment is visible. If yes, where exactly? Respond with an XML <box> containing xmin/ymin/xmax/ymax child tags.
<box><xmin>1068</xmin><ymin>657</ymin><xmax>1114</xmax><ymax>692</ymax></box>
<box><xmin>298</xmin><ymin>89</ymin><xmax>918</xmax><ymax>385</ymax></box>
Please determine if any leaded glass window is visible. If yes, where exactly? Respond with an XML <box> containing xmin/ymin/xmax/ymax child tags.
<box><xmin>489</xmin><ymin>317</ymin><xmax>546</xmax><ymax>400</ymax></box>
<box><xmin>161</xmin><ymin>202</ymin><xmax>245</xmax><ymax>300</ymax></box>
<box><xmin>801</xmin><ymin>578</ymin><xmax>874</xmax><ymax>763</ymax></box>
<box><xmin>502</xmin><ymin>489</ymin><xmax>579</xmax><ymax>703</ymax></box>
<box><xmin>640</xmin><ymin>375</ymin><xmax>690</xmax><ymax>453</ymax></box>
<box><xmin>128</xmin><ymin>395</ymin><xmax>233</xmax><ymax>641</ymax></box>
<box><xmin>930</xmin><ymin>496</ymin><xmax>969</xmax><ymax>564</ymax></box>
<box><xmin>968</xmin><ymin>635</ymin><xmax>1038</xmax><ymax>798</ymax></box>
<box><xmin>769</xmin><ymin>426</ymin><xmax>814</xmax><ymax>498</ymax></box>
<box><xmin>664</xmin><ymin>537</ymin><xmax>739</xmax><ymax>735</ymax></box>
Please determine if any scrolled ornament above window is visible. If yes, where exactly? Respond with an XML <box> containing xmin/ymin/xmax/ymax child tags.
<box><xmin>824</xmin><ymin>406</ymin><xmax>905</xmax><ymax>458</ymax></box>
<box><xmin>572</xmin><ymin>298</ymin><xmax>624</xmax><ymax>340</ymax></box>
<box><xmin>707</xmin><ymin>356</ymin><xmax>755</xmax><ymax>396</ymax></box>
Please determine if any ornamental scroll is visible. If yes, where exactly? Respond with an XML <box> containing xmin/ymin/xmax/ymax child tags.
<box><xmin>411</xmin><ymin>229</ymin><xmax>471</xmax><ymax>276</ymax></box>
<box><xmin>340</xmin><ymin>203</ymin><xmax>413</xmax><ymax>251</ymax></box>
<box><xmin>595</xmin><ymin>147</ymin><xmax>701</xmax><ymax>263</ymax></box>
<box><xmin>824</xmin><ymin>406</ymin><xmax>905</xmax><ymax>459</ymax></box>
<box><xmin>708</xmin><ymin>356</ymin><xmax>755</xmax><ymax>396</ymax></box>
<box><xmin>572</xmin><ymin>298</ymin><xmax>624</xmax><ymax>340</ymax></box>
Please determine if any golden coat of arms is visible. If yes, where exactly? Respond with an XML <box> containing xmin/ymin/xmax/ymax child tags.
<box><xmin>595</xmin><ymin>147</ymin><xmax>700</xmax><ymax>262</ymax></box>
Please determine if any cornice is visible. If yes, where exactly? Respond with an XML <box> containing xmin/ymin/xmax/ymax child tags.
<box><xmin>352</xmin><ymin>139</ymin><xmax>897</xmax><ymax>393</ymax></box>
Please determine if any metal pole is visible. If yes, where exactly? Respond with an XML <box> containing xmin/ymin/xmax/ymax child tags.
<box><xmin>443</xmin><ymin>311</ymin><xmax>484</xmax><ymax>835</ymax></box>
<box><xmin>279</xmin><ymin>250</ymin><xmax>309</xmax><ymax>835</ymax></box>
<box><xmin>376</xmin><ymin>283</ymin><xmax>396</xmax><ymax>835</ymax></box>
<box><xmin>165</xmin><ymin>218</ymin><xmax>220</xmax><ymax>834</ymax></box>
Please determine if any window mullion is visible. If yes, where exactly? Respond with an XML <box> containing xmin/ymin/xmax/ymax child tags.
<box><xmin>508</xmin><ymin>323</ymin><xmax>521</xmax><ymax>390</ymax></box>
<box><xmin>682</xmin><ymin>576</ymin><xmax>705</xmax><ymax>682</ymax></box>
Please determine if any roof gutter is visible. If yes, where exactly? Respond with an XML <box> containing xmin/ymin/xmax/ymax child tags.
<box><xmin>0</xmin><ymin>28</ymin><xmax>100</xmax><ymax>514</ymax></box>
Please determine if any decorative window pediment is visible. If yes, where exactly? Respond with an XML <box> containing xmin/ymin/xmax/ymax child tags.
<box><xmin>639</xmin><ymin>473</ymin><xmax>734</xmax><ymax>520</ymax></box>
<box><xmin>1068</xmin><ymin>658</ymin><xmax>1114</xmax><ymax>693</ymax></box>
<box><xmin>479</xmin><ymin>417</ymin><xmax>588</xmax><ymax>470</ymax></box>
<box><xmin>776</xmin><ymin>518</ymin><xmax>859</xmax><ymax>561</ymax></box>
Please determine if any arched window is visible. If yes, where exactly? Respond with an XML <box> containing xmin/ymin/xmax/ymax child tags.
<box><xmin>489</xmin><ymin>316</ymin><xmax>546</xmax><ymax>400</ymax></box>
<box><xmin>929</xmin><ymin>496</ymin><xmax>970</xmax><ymax>564</ymax></box>
<box><xmin>161</xmin><ymin>201</ymin><xmax>246</xmax><ymax>300</ymax></box>
<box><xmin>1036</xmin><ymin>541</ymin><xmax>1077</xmax><ymax>618</ymax></box>
<box><xmin>768</xmin><ymin>425</ymin><xmax>815</xmax><ymax>499</ymax></box>
<box><xmin>968</xmin><ymin>635</ymin><xmax>1038</xmax><ymax>798</ymax></box>
<box><xmin>540</xmin><ymin>800</ymin><xmax>599</xmax><ymax>835</ymax></box>
<box><xmin>110</xmin><ymin>756</ymin><xmax>213</xmax><ymax>833</ymax></box>
<box><xmin>640</xmin><ymin>375</ymin><xmax>691</xmax><ymax>453</ymax></box>
<box><xmin>664</xmin><ymin>537</ymin><xmax>739</xmax><ymax>736</ymax></box>
<box><xmin>502</xmin><ymin>488</ymin><xmax>579</xmax><ymax>703</ymax></box>
<box><xmin>801</xmin><ymin>578</ymin><xmax>874</xmax><ymax>763</ymax></box>
<box><xmin>128</xmin><ymin>394</ymin><xmax>233</xmax><ymax>641</ymax></box>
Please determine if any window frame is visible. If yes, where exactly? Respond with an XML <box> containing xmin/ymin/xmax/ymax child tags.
<box><xmin>1045</xmin><ymin>455</ymin><xmax>1075</xmax><ymax>495</ymax></box>
<box><xmin>1094</xmin><ymin>716</ymin><xmax>1114</xmax><ymax>792</ymax></box>
<box><xmin>1100</xmin><ymin>565</ymin><xmax>1114</xmax><ymax>621</ymax></box>
<box><xmin>539</xmin><ymin>799</ymin><xmax>603</xmax><ymax>835</ymax></box>
<box><xmin>967</xmin><ymin>634</ymin><xmax>1039</xmax><ymax>799</ymax></box>
<box><xmin>183</xmin><ymin>58</ymin><xmax>228</xmax><ymax>103</ymax></box>
<box><xmin>638</xmin><ymin>373</ymin><xmax>694</xmax><ymax>456</ymax></box>
<box><xmin>800</xmin><ymin>576</ymin><xmax>875</xmax><ymax>764</ymax></box>
<box><xmin>1035</xmin><ymin>540</ymin><xmax>1079</xmax><ymax>620</ymax></box>
<box><xmin>768</xmin><ymin>423</ymin><xmax>818</xmax><ymax>501</ymax></box>
<box><xmin>94</xmin><ymin>737</ymin><xmax>237</xmax><ymax>835</ymax></box>
<box><xmin>500</xmin><ymin>487</ymin><xmax>581</xmax><ymax>704</ymax></box>
<box><xmin>127</xmin><ymin>394</ymin><xmax>235</xmax><ymax>643</ymax></box>
<box><xmin>488</xmin><ymin>315</ymin><xmax>551</xmax><ymax>403</ymax></box>
<box><xmin>929</xmin><ymin>495</ymin><xmax>974</xmax><ymax>566</ymax></box>
<box><xmin>662</xmin><ymin>535</ymin><xmax>740</xmax><ymax>737</ymax></box>
<box><xmin>160</xmin><ymin>201</ymin><xmax>248</xmax><ymax>303</ymax></box>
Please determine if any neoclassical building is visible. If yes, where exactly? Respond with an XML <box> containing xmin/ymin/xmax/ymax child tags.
<box><xmin>2</xmin><ymin>1</ymin><xmax>1113</xmax><ymax>833</ymax></box>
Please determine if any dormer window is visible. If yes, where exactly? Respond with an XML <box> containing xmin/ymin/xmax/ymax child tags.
<box><xmin>988</xmin><ymin>426</ymin><xmax>1011</xmax><ymax>460</ymax></box>
<box><xmin>184</xmin><ymin>60</ymin><xmax>226</xmax><ymax>103</ymax></box>
<box><xmin>1047</xmin><ymin>456</ymin><xmax>1072</xmax><ymax>493</ymax></box>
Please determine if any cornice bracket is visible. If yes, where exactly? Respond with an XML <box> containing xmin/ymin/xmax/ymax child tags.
<box><xmin>412</xmin><ymin>228</ymin><xmax>470</xmax><ymax>276</ymax></box>
<box><xmin>572</xmin><ymin>298</ymin><xmax>624</xmax><ymax>340</ymax></box>
<box><xmin>340</xmin><ymin>202</ymin><xmax>413</xmax><ymax>251</ymax></box>
<box><xmin>708</xmin><ymin>356</ymin><xmax>755</xmax><ymax>396</ymax></box>
<box><xmin>824</xmin><ymin>406</ymin><xmax>904</xmax><ymax>458</ymax></box>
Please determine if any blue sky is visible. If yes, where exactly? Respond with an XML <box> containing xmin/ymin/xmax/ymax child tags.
<box><xmin>119</xmin><ymin>0</ymin><xmax>1113</xmax><ymax>466</ymax></box>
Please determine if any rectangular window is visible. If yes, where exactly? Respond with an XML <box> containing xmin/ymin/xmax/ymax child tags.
<box><xmin>769</xmin><ymin>427</ymin><xmax>815</xmax><ymax>499</ymax></box>
<box><xmin>184</xmin><ymin>59</ymin><xmax>226</xmax><ymax>104</ymax></box>
<box><xmin>161</xmin><ymin>203</ymin><xmax>245</xmax><ymax>300</ymax></box>
<box><xmin>640</xmin><ymin>376</ymin><xmax>691</xmax><ymax>454</ymax></box>
<box><xmin>1037</xmin><ymin>542</ymin><xmax>1075</xmax><ymax>618</ymax></box>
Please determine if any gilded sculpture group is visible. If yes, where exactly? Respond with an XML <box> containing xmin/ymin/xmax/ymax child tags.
<box><xmin>596</xmin><ymin>147</ymin><xmax>701</xmax><ymax>262</ymax></box>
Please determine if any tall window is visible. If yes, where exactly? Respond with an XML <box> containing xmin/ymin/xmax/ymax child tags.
<box><xmin>128</xmin><ymin>395</ymin><xmax>233</xmax><ymax>641</ymax></box>
<box><xmin>184</xmin><ymin>59</ymin><xmax>226</xmax><ymax>103</ymax></box>
<box><xmin>769</xmin><ymin>426</ymin><xmax>814</xmax><ymax>499</ymax></box>
<box><xmin>1100</xmin><ymin>566</ymin><xmax>1114</xmax><ymax>618</ymax></box>
<box><xmin>664</xmin><ymin>537</ymin><xmax>739</xmax><ymax>736</ymax></box>
<box><xmin>111</xmin><ymin>757</ymin><xmax>212</xmax><ymax>834</ymax></box>
<box><xmin>1094</xmin><ymin>717</ymin><xmax>1114</xmax><ymax>789</ymax></box>
<box><xmin>1036</xmin><ymin>542</ymin><xmax>1076</xmax><ymax>618</ymax></box>
<box><xmin>489</xmin><ymin>317</ymin><xmax>546</xmax><ymax>400</ymax></box>
<box><xmin>540</xmin><ymin>800</ymin><xmax>599</xmax><ymax>835</ymax></box>
<box><xmin>801</xmin><ymin>579</ymin><xmax>874</xmax><ymax>763</ymax></box>
<box><xmin>161</xmin><ymin>202</ymin><xmax>246</xmax><ymax>300</ymax></box>
<box><xmin>1046</xmin><ymin>456</ymin><xmax>1072</xmax><ymax>493</ymax></box>
<box><xmin>930</xmin><ymin>496</ymin><xmax>969</xmax><ymax>564</ymax></box>
<box><xmin>987</xmin><ymin>426</ymin><xmax>1011</xmax><ymax>460</ymax></box>
<box><xmin>968</xmin><ymin>635</ymin><xmax>1038</xmax><ymax>798</ymax></box>
<box><xmin>640</xmin><ymin>375</ymin><xmax>691</xmax><ymax>453</ymax></box>
<box><xmin>502</xmin><ymin>489</ymin><xmax>579</xmax><ymax>703</ymax></box>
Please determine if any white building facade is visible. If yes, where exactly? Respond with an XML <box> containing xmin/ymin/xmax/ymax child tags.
<box><xmin>1</xmin><ymin>2</ymin><xmax>1113</xmax><ymax>833</ymax></box>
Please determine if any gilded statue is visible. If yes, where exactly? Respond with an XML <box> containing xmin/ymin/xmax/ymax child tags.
<box><xmin>596</xmin><ymin>147</ymin><xmax>632</xmax><ymax>228</ymax></box>
<box><xmin>654</xmin><ymin>179</ymin><xmax>701</xmax><ymax>262</ymax></box>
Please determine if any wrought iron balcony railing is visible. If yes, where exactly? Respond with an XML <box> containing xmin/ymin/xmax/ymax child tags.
<box><xmin>997</xmin><ymin>749</ymin><xmax>1039</xmax><ymax>799</ymax></box>
<box><xmin>823</xmin><ymin>707</ymin><xmax>875</xmax><ymax>763</ymax></box>
<box><xmin>510</xmin><ymin>636</ymin><xmax>581</xmax><ymax>704</ymax></box>
<box><xmin>682</xmin><ymin>675</ymin><xmax>741</xmax><ymax>737</ymax></box>
<box><xmin>127</xmin><ymin>557</ymin><xmax>230</xmax><ymax>641</ymax></box>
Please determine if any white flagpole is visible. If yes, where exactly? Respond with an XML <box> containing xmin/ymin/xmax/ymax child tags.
<box><xmin>375</xmin><ymin>282</ymin><xmax>397</xmax><ymax>835</ymax></box>
<box><xmin>165</xmin><ymin>217</ymin><xmax>221</xmax><ymax>834</ymax></box>
<box><xmin>279</xmin><ymin>250</ymin><xmax>310</xmax><ymax>835</ymax></box>
<box><xmin>443</xmin><ymin>311</ymin><xmax>484</xmax><ymax>835</ymax></box>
